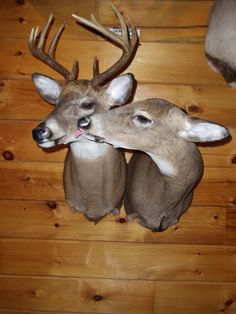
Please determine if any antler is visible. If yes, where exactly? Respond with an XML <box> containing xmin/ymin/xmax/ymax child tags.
<box><xmin>28</xmin><ymin>14</ymin><xmax>78</xmax><ymax>80</ymax></box>
<box><xmin>72</xmin><ymin>3</ymin><xmax>138</xmax><ymax>87</ymax></box>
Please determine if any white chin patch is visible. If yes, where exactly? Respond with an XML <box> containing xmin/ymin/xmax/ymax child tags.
<box><xmin>38</xmin><ymin>141</ymin><xmax>56</xmax><ymax>148</ymax></box>
<box><xmin>229</xmin><ymin>81</ymin><xmax>236</xmax><ymax>88</ymax></box>
<box><xmin>148</xmin><ymin>153</ymin><xmax>177</xmax><ymax>177</ymax></box>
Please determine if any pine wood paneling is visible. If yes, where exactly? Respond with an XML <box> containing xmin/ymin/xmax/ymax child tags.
<box><xmin>0</xmin><ymin>275</ymin><xmax>153</xmax><ymax>314</ymax></box>
<box><xmin>1</xmin><ymin>239</ymin><xmax>236</xmax><ymax>282</ymax></box>
<box><xmin>1</xmin><ymin>161</ymin><xmax>235</xmax><ymax>206</ymax></box>
<box><xmin>0</xmin><ymin>39</ymin><xmax>226</xmax><ymax>85</ymax></box>
<box><xmin>0</xmin><ymin>0</ymin><xmax>211</xmax><ymax>42</ymax></box>
<box><xmin>225</xmin><ymin>207</ymin><xmax>236</xmax><ymax>245</ymax></box>
<box><xmin>154</xmin><ymin>281</ymin><xmax>236</xmax><ymax>314</ymax></box>
<box><xmin>0</xmin><ymin>200</ymin><xmax>226</xmax><ymax>245</ymax></box>
<box><xmin>0</xmin><ymin>311</ymin><xmax>90</xmax><ymax>314</ymax></box>
<box><xmin>0</xmin><ymin>81</ymin><xmax>234</xmax><ymax>125</ymax></box>
<box><xmin>0</xmin><ymin>0</ymin><xmax>97</xmax><ymax>40</ymax></box>
<box><xmin>98</xmin><ymin>1</ymin><xmax>212</xmax><ymax>27</ymax></box>
<box><xmin>0</xmin><ymin>0</ymin><xmax>235</xmax><ymax>313</ymax></box>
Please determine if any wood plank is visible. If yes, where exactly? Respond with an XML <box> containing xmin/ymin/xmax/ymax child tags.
<box><xmin>98</xmin><ymin>1</ymin><xmax>212</xmax><ymax>27</ymax></box>
<box><xmin>0</xmin><ymin>161</ymin><xmax>235</xmax><ymax>207</ymax></box>
<box><xmin>0</xmin><ymin>120</ymin><xmax>234</xmax><ymax>165</ymax></box>
<box><xmin>0</xmin><ymin>200</ymin><xmax>226</xmax><ymax>245</ymax></box>
<box><xmin>0</xmin><ymin>120</ymin><xmax>66</xmax><ymax>162</ymax></box>
<box><xmin>154</xmin><ymin>281</ymin><xmax>236</xmax><ymax>314</ymax></box>
<box><xmin>139</xmin><ymin>27</ymin><xmax>206</xmax><ymax>43</ymax></box>
<box><xmin>1</xmin><ymin>81</ymin><xmax>235</xmax><ymax>127</ymax></box>
<box><xmin>0</xmin><ymin>275</ymin><xmax>153</xmax><ymax>314</ymax></box>
<box><xmin>0</xmin><ymin>0</ymin><xmax>97</xmax><ymax>40</ymax></box>
<box><xmin>225</xmin><ymin>207</ymin><xmax>236</xmax><ymax>245</ymax></box>
<box><xmin>1</xmin><ymin>239</ymin><xmax>236</xmax><ymax>282</ymax></box>
<box><xmin>0</xmin><ymin>39</ymin><xmax>226</xmax><ymax>85</ymax></box>
<box><xmin>0</xmin><ymin>0</ymin><xmax>210</xmax><ymax>42</ymax></box>
<box><xmin>0</xmin><ymin>311</ymin><xmax>91</xmax><ymax>314</ymax></box>
<box><xmin>0</xmin><ymin>311</ymin><xmax>85</xmax><ymax>314</ymax></box>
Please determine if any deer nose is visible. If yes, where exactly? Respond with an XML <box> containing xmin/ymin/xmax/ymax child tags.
<box><xmin>78</xmin><ymin>116</ymin><xmax>91</xmax><ymax>129</ymax></box>
<box><xmin>32</xmin><ymin>126</ymin><xmax>51</xmax><ymax>142</ymax></box>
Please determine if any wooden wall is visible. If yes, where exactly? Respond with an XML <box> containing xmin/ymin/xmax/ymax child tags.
<box><xmin>0</xmin><ymin>0</ymin><xmax>236</xmax><ymax>313</ymax></box>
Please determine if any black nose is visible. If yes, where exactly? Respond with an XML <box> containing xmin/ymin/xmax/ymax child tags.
<box><xmin>78</xmin><ymin>116</ymin><xmax>91</xmax><ymax>129</ymax></box>
<box><xmin>32</xmin><ymin>127</ymin><xmax>51</xmax><ymax>142</ymax></box>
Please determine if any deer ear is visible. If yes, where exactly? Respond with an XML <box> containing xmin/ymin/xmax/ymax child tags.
<box><xmin>102</xmin><ymin>73</ymin><xmax>134</xmax><ymax>108</ymax></box>
<box><xmin>32</xmin><ymin>73</ymin><xmax>62</xmax><ymax>105</ymax></box>
<box><xmin>178</xmin><ymin>117</ymin><xmax>230</xmax><ymax>142</ymax></box>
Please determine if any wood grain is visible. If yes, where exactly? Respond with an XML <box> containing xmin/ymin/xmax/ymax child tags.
<box><xmin>1</xmin><ymin>1</ymin><xmax>236</xmax><ymax>313</ymax></box>
<box><xmin>1</xmin><ymin>161</ymin><xmax>235</xmax><ymax>207</ymax></box>
<box><xmin>0</xmin><ymin>200</ymin><xmax>226</xmax><ymax>245</ymax></box>
<box><xmin>1</xmin><ymin>80</ymin><xmax>235</xmax><ymax>125</ymax></box>
<box><xmin>0</xmin><ymin>0</ymin><xmax>97</xmax><ymax>40</ymax></box>
<box><xmin>154</xmin><ymin>281</ymin><xmax>236</xmax><ymax>314</ymax></box>
<box><xmin>1</xmin><ymin>239</ymin><xmax>236</xmax><ymax>282</ymax></box>
<box><xmin>0</xmin><ymin>275</ymin><xmax>153</xmax><ymax>314</ymax></box>
<box><xmin>225</xmin><ymin>207</ymin><xmax>236</xmax><ymax>245</ymax></box>
<box><xmin>0</xmin><ymin>0</ymin><xmax>211</xmax><ymax>42</ymax></box>
<box><xmin>0</xmin><ymin>39</ymin><xmax>226</xmax><ymax>85</ymax></box>
<box><xmin>98</xmin><ymin>1</ymin><xmax>212</xmax><ymax>27</ymax></box>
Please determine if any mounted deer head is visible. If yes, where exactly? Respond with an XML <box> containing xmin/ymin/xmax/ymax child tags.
<box><xmin>205</xmin><ymin>0</ymin><xmax>236</xmax><ymax>87</ymax></box>
<box><xmin>29</xmin><ymin>5</ymin><xmax>139</xmax><ymax>222</ymax></box>
<box><xmin>78</xmin><ymin>98</ymin><xmax>230</xmax><ymax>231</ymax></box>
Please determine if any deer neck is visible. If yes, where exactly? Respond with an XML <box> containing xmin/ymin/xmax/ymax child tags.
<box><xmin>146</xmin><ymin>140</ymin><xmax>202</xmax><ymax>179</ymax></box>
<box><xmin>147</xmin><ymin>153</ymin><xmax>177</xmax><ymax>177</ymax></box>
<box><xmin>69</xmin><ymin>139</ymin><xmax>111</xmax><ymax>161</ymax></box>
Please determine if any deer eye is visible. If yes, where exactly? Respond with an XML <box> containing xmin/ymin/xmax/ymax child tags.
<box><xmin>132</xmin><ymin>111</ymin><xmax>153</xmax><ymax>128</ymax></box>
<box><xmin>81</xmin><ymin>102</ymin><xmax>95</xmax><ymax>110</ymax></box>
<box><xmin>134</xmin><ymin>115</ymin><xmax>152</xmax><ymax>124</ymax></box>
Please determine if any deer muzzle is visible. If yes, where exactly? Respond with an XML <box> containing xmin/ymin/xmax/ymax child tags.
<box><xmin>32</xmin><ymin>125</ymin><xmax>51</xmax><ymax>143</ymax></box>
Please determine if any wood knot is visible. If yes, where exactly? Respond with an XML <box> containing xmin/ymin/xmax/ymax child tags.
<box><xmin>187</xmin><ymin>105</ymin><xmax>200</xmax><ymax>113</ymax></box>
<box><xmin>47</xmin><ymin>201</ymin><xmax>57</xmax><ymax>209</ymax></box>
<box><xmin>54</xmin><ymin>223</ymin><xmax>59</xmax><ymax>228</ymax></box>
<box><xmin>93</xmin><ymin>294</ymin><xmax>103</xmax><ymax>302</ymax></box>
<box><xmin>194</xmin><ymin>269</ymin><xmax>202</xmax><ymax>275</ymax></box>
<box><xmin>16</xmin><ymin>0</ymin><xmax>24</xmax><ymax>4</ymax></box>
<box><xmin>225</xmin><ymin>299</ymin><xmax>234</xmax><ymax>306</ymax></box>
<box><xmin>2</xmin><ymin>151</ymin><xmax>14</xmax><ymax>160</ymax></box>
<box><xmin>214</xmin><ymin>215</ymin><xmax>218</xmax><ymax>220</ymax></box>
<box><xmin>118</xmin><ymin>217</ymin><xmax>126</xmax><ymax>224</ymax></box>
<box><xmin>231</xmin><ymin>156</ymin><xmax>236</xmax><ymax>164</ymax></box>
<box><xmin>14</xmin><ymin>50</ymin><xmax>23</xmax><ymax>57</ymax></box>
<box><xmin>18</xmin><ymin>16</ymin><xmax>26</xmax><ymax>24</ymax></box>
<box><xmin>232</xmin><ymin>199</ymin><xmax>236</xmax><ymax>206</ymax></box>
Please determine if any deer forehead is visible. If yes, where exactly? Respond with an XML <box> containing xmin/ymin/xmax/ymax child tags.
<box><xmin>61</xmin><ymin>80</ymin><xmax>94</xmax><ymax>97</ymax></box>
<box><xmin>59</xmin><ymin>81</ymin><xmax>107</xmax><ymax>106</ymax></box>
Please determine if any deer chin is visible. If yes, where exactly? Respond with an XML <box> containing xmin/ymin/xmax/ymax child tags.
<box><xmin>38</xmin><ymin>140</ymin><xmax>56</xmax><ymax>148</ymax></box>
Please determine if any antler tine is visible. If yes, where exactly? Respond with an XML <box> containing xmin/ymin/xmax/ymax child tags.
<box><xmin>72</xmin><ymin>4</ymin><xmax>139</xmax><ymax>87</ymax></box>
<box><xmin>110</xmin><ymin>3</ymin><xmax>129</xmax><ymax>47</ymax></box>
<box><xmin>28</xmin><ymin>14</ymin><xmax>72</xmax><ymax>79</ymax></box>
<box><xmin>48</xmin><ymin>22</ymin><xmax>66</xmax><ymax>59</ymax></box>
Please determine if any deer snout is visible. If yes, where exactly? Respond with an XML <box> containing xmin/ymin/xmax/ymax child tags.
<box><xmin>77</xmin><ymin>116</ymin><xmax>91</xmax><ymax>130</ymax></box>
<box><xmin>32</xmin><ymin>126</ymin><xmax>51</xmax><ymax>142</ymax></box>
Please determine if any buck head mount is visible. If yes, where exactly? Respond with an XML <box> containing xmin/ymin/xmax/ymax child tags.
<box><xmin>78</xmin><ymin>98</ymin><xmax>230</xmax><ymax>231</ymax></box>
<box><xmin>29</xmin><ymin>5</ymin><xmax>139</xmax><ymax>222</ymax></box>
<box><xmin>30</xmin><ymin>6</ymin><xmax>138</xmax><ymax>148</ymax></box>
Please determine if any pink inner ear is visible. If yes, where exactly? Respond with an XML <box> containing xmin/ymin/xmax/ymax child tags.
<box><xmin>74</xmin><ymin>129</ymin><xmax>84</xmax><ymax>137</ymax></box>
